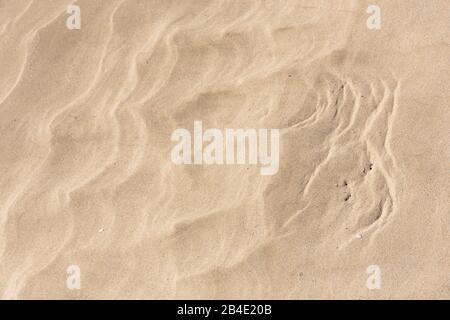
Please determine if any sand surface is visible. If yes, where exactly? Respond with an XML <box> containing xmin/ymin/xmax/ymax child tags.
<box><xmin>0</xmin><ymin>0</ymin><xmax>449</xmax><ymax>299</ymax></box>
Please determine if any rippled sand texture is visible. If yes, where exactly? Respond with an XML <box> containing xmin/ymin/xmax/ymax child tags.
<box><xmin>0</xmin><ymin>0</ymin><xmax>449</xmax><ymax>299</ymax></box>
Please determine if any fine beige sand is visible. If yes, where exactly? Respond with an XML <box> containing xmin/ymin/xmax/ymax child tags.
<box><xmin>0</xmin><ymin>0</ymin><xmax>449</xmax><ymax>299</ymax></box>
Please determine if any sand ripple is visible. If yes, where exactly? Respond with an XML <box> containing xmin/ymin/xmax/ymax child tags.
<box><xmin>0</xmin><ymin>0</ymin><xmax>448</xmax><ymax>299</ymax></box>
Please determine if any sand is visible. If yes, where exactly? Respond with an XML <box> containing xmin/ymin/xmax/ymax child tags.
<box><xmin>0</xmin><ymin>0</ymin><xmax>449</xmax><ymax>300</ymax></box>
